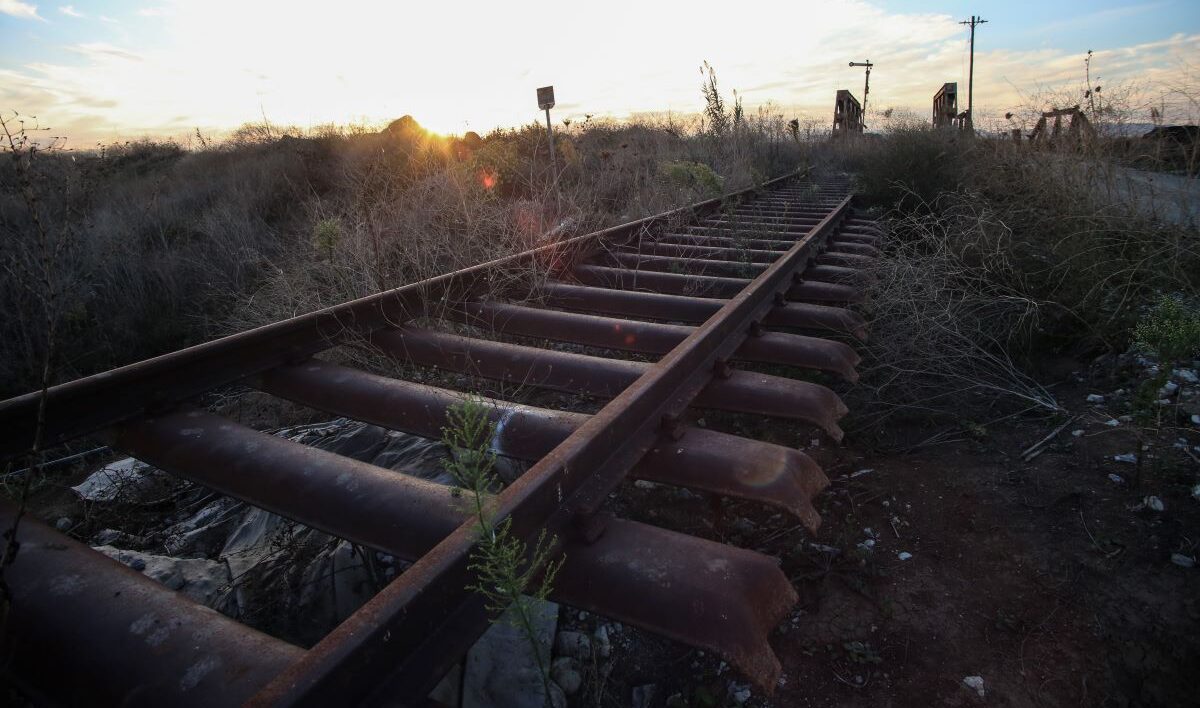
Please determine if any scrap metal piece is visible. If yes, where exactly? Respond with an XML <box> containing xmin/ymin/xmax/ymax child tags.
<box><xmin>115</xmin><ymin>409</ymin><xmax>463</xmax><ymax>560</ymax></box>
<box><xmin>788</xmin><ymin>279</ymin><xmax>865</xmax><ymax>304</ymax></box>
<box><xmin>572</xmin><ymin>263</ymin><xmax>750</xmax><ymax>298</ymax></box>
<box><xmin>371</xmin><ymin>328</ymin><xmax>849</xmax><ymax>437</ymax></box>
<box><xmin>257</xmin><ymin>360</ymin><xmax>829</xmax><ymax>525</ymax></box>
<box><xmin>0</xmin><ymin>499</ymin><xmax>303</xmax><ymax>707</ymax></box>
<box><xmin>553</xmin><ymin>518</ymin><xmax>799</xmax><ymax>687</ymax></box>
<box><xmin>450</xmin><ymin>301</ymin><xmax>860</xmax><ymax>380</ymax></box>
<box><xmin>537</xmin><ymin>282</ymin><xmax>868</xmax><ymax>339</ymax></box>
<box><xmin>631</xmin><ymin>241</ymin><xmax>782</xmax><ymax>264</ymax></box>
<box><xmin>601</xmin><ymin>251</ymin><xmax>768</xmax><ymax>279</ymax></box>
<box><xmin>817</xmin><ymin>251</ymin><xmax>876</xmax><ymax>269</ymax></box>
<box><xmin>660</xmin><ymin>232</ymin><xmax>797</xmax><ymax>252</ymax></box>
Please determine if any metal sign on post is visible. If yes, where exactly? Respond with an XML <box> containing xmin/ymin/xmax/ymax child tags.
<box><xmin>536</xmin><ymin>85</ymin><xmax>559</xmax><ymax>206</ymax></box>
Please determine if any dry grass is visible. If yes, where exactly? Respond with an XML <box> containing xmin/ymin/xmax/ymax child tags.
<box><xmin>849</xmin><ymin>194</ymin><xmax>1060</xmax><ymax>438</ymax></box>
<box><xmin>0</xmin><ymin>112</ymin><xmax>807</xmax><ymax>400</ymax></box>
<box><xmin>839</xmin><ymin>119</ymin><xmax>1199</xmax><ymax>437</ymax></box>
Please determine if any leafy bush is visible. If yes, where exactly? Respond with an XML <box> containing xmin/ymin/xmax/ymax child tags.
<box><xmin>311</xmin><ymin>217</ymin><xmax>341</xmax><ymax>259</ymax></box>
<box><xmin>1135</xmin><ymin>296</ymin><xmax>1200</xmax><ymax>362</ymax></box>
<box><xmin>659</xmin><ymin>160</ymin><xmax>724</xmax><ymax>196</ymax></box>
<box><xmin>844</xmin><ymin>124</ymin><xmax>968</xmax><ymax>211</ymax></box>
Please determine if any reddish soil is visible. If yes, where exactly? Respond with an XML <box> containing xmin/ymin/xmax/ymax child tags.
<box><xmin>594</xmin><ymin>376</ymin><xmax>1200</xmax><ymax>708</ymax></box>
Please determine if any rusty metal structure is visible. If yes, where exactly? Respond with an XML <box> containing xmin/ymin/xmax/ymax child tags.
<box><xmin>832</xmin><ymin>90</ymin><xmax>864</xmax><ymax>136</ymax></box>
<box><xmin>933</xmin><ymin>82</ymin><xmax>958</xmax><ymax>128</ymax></box>
<box><xmin>1027</xmin><ymin>106</ymin><xmax>1097</xmax><ymax>146</ymax></box>
<box><xmin>0</xmin><ymin>171</ymin><xmax>880</xmax><ymax>705</ymax></box>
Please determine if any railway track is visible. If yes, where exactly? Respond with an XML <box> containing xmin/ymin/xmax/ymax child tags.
<box><xmin>0</xmin><ymin>170</ymin><xmax>881</xmax><ymax>706</ymax></box>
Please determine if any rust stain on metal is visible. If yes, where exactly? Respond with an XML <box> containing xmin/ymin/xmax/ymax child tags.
<box><xmin>0</xmin><ymin>173</ymin><xmax>882</xmax><ymax>704</ymax></box>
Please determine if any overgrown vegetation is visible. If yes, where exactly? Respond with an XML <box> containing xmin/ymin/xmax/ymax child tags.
<box><xmin>0</xmin><ymin>92</ymin><xmax>806</xmax><ymax>399</ymax></box>
<box><xmin>837</xmin><ymin>77</ymin><xmax>1199</xmax><ymax>437</ymax></box>
<box><xmin>1124</xmin><ymin>295</ymin><xmax>1200</xmax><ymax>487</ymax></box>
<box><xmin>1135</xmin><ymin>295</ymin><xmax>1200</xmax><ymax>364</ymax></box>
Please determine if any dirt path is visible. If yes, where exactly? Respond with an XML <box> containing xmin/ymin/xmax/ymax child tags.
<box><xmin>603</xmin><ymin>377</ymin><xmax>1199</xmax><ymax>708</ymax></box>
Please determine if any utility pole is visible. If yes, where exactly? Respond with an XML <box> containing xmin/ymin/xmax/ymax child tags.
<box><xmin>959</xmin><ymin>15</ymin><xmax>987</xmax><ymax>131</ymax></box>
<box><xmin>849</xmin><ymin>60</ymin><xmax>873</xmax><ymax>127</ymax></box>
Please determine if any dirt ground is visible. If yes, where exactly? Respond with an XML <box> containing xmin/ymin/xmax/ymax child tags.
<box><xmin>587</xmin><ymin>371</ymin><xmax>1200</xmax><ymax>708</ymax></box>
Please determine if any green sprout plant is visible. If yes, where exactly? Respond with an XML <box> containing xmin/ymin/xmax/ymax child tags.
<box><xmin>1132</xmin><ymin>295</ymin><xmax>1200</xmax><ymax>421</ymax></box>
<box><xmin>441</xmin><ymin>398</ymin><xmax>564</xmax><ymax>705</ymax></box>
<box><xmin>312</xmin><ymin>217</ymin><xmax>341</xmax><ymax>260</ymax></box>
<box><xmin>1129</xmin><ymin>296</ymin><xmax>1200</xmax><ymax>486</ymax></box>
<box><xmin>1135</xmin><ymin>296</ymin><xmax>1200</xmax><ymax>365</ymax></box>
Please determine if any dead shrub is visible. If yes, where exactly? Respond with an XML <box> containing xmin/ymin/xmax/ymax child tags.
<box><xmin>849</xmin><ymin>195</ymin><xmax>1061</xmax><ymax>440</ymax></box>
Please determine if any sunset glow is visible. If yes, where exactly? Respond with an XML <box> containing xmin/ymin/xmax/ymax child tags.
<box><xmin>2</xmin><ymin>0</ymin><xmax>1198</xmax><ymax>145</ymax></box>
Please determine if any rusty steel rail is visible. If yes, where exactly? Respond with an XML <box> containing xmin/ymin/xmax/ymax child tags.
<box><xmin>0</xmin><ymin>171</ymin><xmax>880</xmax><ymax>706</ymax></box>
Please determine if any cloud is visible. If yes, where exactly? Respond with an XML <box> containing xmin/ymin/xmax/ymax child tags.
<box><xmin>0</xmin><ymin>0</ymin><xmax>43</xmax><ymax>20</ymax></box>
<box><xmin>98</xmin><ymin>14</ymin><xmax>118</xmax><ymax>23</ymax></box>
<box><xmin>58</xmin><ymin>4</ymin><xmax>81</xmax><ymax>17</ymax></box>
<box><xmin>136</xmin><ymin>6</ymin><xmax>169</xmax><ymax>16</ymax></box>
<box><xmin>2</xmin><ymin>0</ymin><xmax>1196</xmax><ymax>145</ymax></box>
<box><xmin>65</xmin><ymin>43</ymin><xmax>144</xmax><ymax>62</ymax></box>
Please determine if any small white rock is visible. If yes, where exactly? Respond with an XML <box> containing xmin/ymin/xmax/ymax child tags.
<box><xmin>1191</xmin><ymin>414</ymin><xmax>1200</xmax><ymax>426</ymax></box>
<box><xmin>633</xmin><ymin>480</ymin><xmax>656</xmax><ymax>490</ymax></box>
<box><xmin>963</xmin><ymin>675</ymin><xmax>985</xmax><ymax>697</ymax></box>
<box><xmin>1191</xmin><ymin>484</ymin><xmax>1200</xmax><ymax>501</ymax></box>
<box><xmin>593</xmin><ymin>625</ymin><xmax>611</xmax><ymax>658</ymax></box>
<box><xmin>1105</xmin><ymin>419</ymin><xmax>1121</xmax><ymax>427</ymax></box>
<box><xmin>857</xmin><ymin>539</ymin><xmax>876</xmax><ymax>551</ymax></box>
<box><xmin>1086</xmin><ymin>394</ymin><xmax>1105</xmax><ymax>403</ymax></box>
<box><xmin>1145</xmin><ymin>496</ymin><xmax>1164</xmax><ymax>512</ymax></box>
<box><xmin>551</xmin><ymin>657</ymin><xmax>583</xmax><ymax>695</ymax></box>
<box><xmin>1108</xmin><ymin>473</ymin><xmax>1125</xmax><ymax>485</ymax></box>
<box><xmin>1114</xmin><ymin>453</ymin><xmax>1138</xmax><ymax>463</ymax></box>
<box><xmin>1071</xmin><ymin>429</ymin><xmax>1085</xmax><ymax>437</ymax></box>
<box><xmin>1161</xmin><ymin>382</ymin><xmax>1180</xmax><ymax>396</ymax></box>
<box><xmin>1171</xmin><ymin>553</ymin><xmax>1195</xmax><ymax>568</ymax></box>
<box><xmin>850</xmin><ymin>468</ymin><xmax>874</xmax><ymax>478</ymax></box>
<box><xmin>1174</xmin><ymin>368</ymin><xmax>1198</xmax><ymax>384</ymax></box>
<box><xmin>897</xmin><ymin>552</ymin><xmax>913</xmax><ymax>561</ymax></box>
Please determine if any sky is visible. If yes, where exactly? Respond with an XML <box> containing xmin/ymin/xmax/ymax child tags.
<box><xmin>1</xmin><ymin>0</ymin><xmax>1198</xmax><ymax>146</ymax></box>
